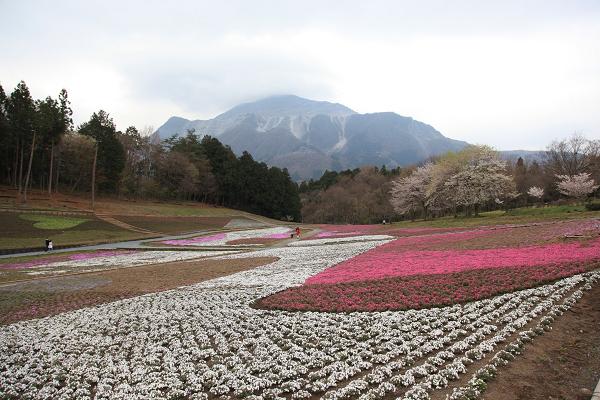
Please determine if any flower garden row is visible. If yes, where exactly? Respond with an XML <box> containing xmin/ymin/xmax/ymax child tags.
<box><xmin>314</xmin><ymin>218</ymin><xmax>600</xmax><ymax>247</ymax></box>
<box><xmin>257</xmin><ymin>259</ymin><xmax>600</xmax><ymax>312</ymax></box>
<box><xmin>260</xmin><ymin>218</ymin><xmax>600</xmax><ymax>312</ymax></box>
<box><xmin>0</xmin><ymin>249</ymin><xmax>236</xmax><ymax>280</ymax></box>
<box><xmin>306</xmin><ymin>236</ymin><xmax>600</xmax><ymax>285</ymax></box>
<box><xmin>161</xmin><ymin>226</ymin><xmax>293</xmax><ymax>246</ymax></box>
<box><xmin>0</xmin><ymin>232</ymin><xmax>598</xmax><ymax>399</ymax></box>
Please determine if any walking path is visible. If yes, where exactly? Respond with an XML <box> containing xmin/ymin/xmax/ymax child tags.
<box><xmin>95</xmin><ymin>214</ymin><xmax>159</xmax><ymax>235</ymax></box>
<box><xmin>0</xmin><ymin>229</ymin><xmax>229</xmax><ymax>259</ymax></box>
<box><xmin>0</xmin><ymin>225</ymin><xmax>323</xmax><ymax>260</ymax></box>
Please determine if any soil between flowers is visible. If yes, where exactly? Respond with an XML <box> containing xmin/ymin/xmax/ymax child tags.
<box><xmin>477</xmin><ymin>282</ymin><xmax>600</xmax><ymax>400</ymax></box>
<box><xmin>0</xmin><ymin>256</ymin><xmax>277</xmax><ymax>325</ymax></box>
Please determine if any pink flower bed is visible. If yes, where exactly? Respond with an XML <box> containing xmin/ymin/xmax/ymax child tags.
<box><xmin>384</xmin><ymin>229</ymin><xmax>491</xmax><ymax>247</ymax></box>
<box><xmin>258</xmin><ymin>260</ymin><xmax>600</xmax><ymax>312</ymax></box>
<box><xmin>306</xmin><ymin>238</ymin><xmax>600</xmax><ymax>285</ymax></box>
<box><xmin>0</xmin><ymin>251</ymin><xmax>131</xmax><ymax>270</ymax></box>
<box><xmin>313</xmin><ymin>224</ymin><xmax>378</xmax><ymax>239</ymax></box>
<box><xmin>386</xmin><ymin>226</ymin><xmax>470</xmax><ymax>237</ymax></box>
<box><xmin>259</xmin><ymin>218</ymin><xmax>600</xmax><ymax>312</ymax></box>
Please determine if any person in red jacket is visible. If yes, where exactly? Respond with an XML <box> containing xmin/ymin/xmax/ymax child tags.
<box><xmin>295</xmin><ymin>227</ymin><xmax>301</xmax><ymax>238</ymax></box>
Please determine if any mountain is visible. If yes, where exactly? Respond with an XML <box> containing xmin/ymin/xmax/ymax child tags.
<box><xmin>155</xmin><ymin>95</ymin><xmax>469</xmax><ymax>180</ymax></box>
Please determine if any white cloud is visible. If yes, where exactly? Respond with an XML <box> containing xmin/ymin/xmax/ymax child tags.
<box><xmin>1</xmin><ymin>0</ymin><xmax>599</xmax><ymax>147</ymax></box>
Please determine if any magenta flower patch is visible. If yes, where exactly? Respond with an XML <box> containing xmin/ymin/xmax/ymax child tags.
<box><xmin>306</xmin><ymin>238</ymin><xmax>600</xmax><ymax>285</ymax></box>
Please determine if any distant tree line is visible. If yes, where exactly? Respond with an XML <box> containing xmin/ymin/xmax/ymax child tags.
<box><xmin>508</xmin><ymin>134</ymin><xmax>600</xmax><ymax>205</ymax></box>
<box><xmin>0</xmin><ymin>81</ymin><xmax>301</xmax><ymax>221</ymax></box>
<box><xmin>301</xmin><ymin>136</ymin><xmax>600</xmax><ymax>223</ymax></box>
<box><xmin>300</xmin><ymin>166</ymin><xmax>404</xmax><ymax>224</ymax></box>
<box><xmin>389</xmin><ymin>137</ymin><xmax>600</xmax><ymax>221</ymax></box>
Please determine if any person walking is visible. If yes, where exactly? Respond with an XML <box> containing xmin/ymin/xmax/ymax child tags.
<box><xmin>44</xmin><ymin>239</ymin><xmax>50</xmax><ymax>252</ymax></box>
<box><xmin>48</xmin><ymin>239</ymin><xmax>53</xmax><ymax>251</ymax></box>
<box><xmin>295</xmin><ymin>227</ymin><xmax>301</xmax><ymax>238</ymax></box>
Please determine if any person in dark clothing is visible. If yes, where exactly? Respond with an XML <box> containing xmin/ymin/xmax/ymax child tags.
<box><xmin>45</xmin><ymin>239</ymin><xmax>50</xmax><ymax>252</ymax></box>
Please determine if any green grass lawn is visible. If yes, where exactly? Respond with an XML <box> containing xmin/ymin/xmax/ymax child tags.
<box><xmin>19</xmin><ymin>214</ymin><xmax>90</xmax><ymax>229</ymax></box>
<box><xmin>390</xmin><ymin>204</ymin><xmax>600</xmax><ymax>229</ymax></box>
<box><xmin>0</xmin><ymin>212</ymin><xmax>148</xmax><ymax>250</ymax></box>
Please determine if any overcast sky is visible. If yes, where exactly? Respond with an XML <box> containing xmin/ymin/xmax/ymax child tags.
<box><xmin>1</xmin><ymin>0</ymin><xmax>599</xmax><ymax>149</ymax></box>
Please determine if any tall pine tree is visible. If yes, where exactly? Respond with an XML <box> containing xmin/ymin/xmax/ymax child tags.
<box><xmin>6</xmin><ymin>81</ymin><xmax>36</xmax><ymax>201</ymax></box>
<box><xmin>79</xmin><ymin>111</ymin><xmax>125</xmax><ymax>193</ymax></box>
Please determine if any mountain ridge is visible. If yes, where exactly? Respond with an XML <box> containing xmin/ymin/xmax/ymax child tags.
<box><xmin>154</xmin><ymin>95</ymin><xmax>470</xmax><ymax>179</ymax></box>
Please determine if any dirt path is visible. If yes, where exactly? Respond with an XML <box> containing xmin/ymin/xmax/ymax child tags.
<box><xmin>483</xmin><ymin>283</ymin><xmax>600</xmax><ymax>400</ymax></box>
<box><xmin>0</xmin><ymin>256</ymin><xmax>277</xmax><ymax>325</ymax></box>
<box><xmin>95</xmin><ymin>213</ymin><xmax>159</xmax><ymax>234</ymax></box>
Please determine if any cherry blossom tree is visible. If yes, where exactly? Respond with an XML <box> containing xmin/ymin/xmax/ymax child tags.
<box><xmin>390</xmin><ymin>147</ymin><xmax>516</xmax><ymax>219</ymax></box>
<box><xmin>390</xmin><ymin>163</ymin><xmax>435</xmax><ymax>219</ymax></box>
<box><xmin>527</xmin><ymin>186</ymin><xmax>544</xmax><ymax>200</ymax></box>
<box><xmin>444</xmin><ymin>158</ymin><xmax>514</xmax><ymax>215</ymax></box>
<box><xmin>556</xmin><ymin>173</ymin><xmax>599</xmax><ymax>201</ymax></box>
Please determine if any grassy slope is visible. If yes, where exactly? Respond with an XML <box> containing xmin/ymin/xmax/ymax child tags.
<box><xmin>390</xmin><ymin>205</ymin><xmax>600</xmax><ymax>229</ymax></box>
<box><xmin>0</xmin><ymin>187</ymin><xmax>281</xmax><ymax>249</ymax></box>
<box><xmin>0</xmin><ymin>187</ymin><xmax>249</xmax><ymax>217</ymax></box>
<box><xmin>0</xmin><ymin>212</ymin><xmax>145</xmax><ymax>250</ymax></box>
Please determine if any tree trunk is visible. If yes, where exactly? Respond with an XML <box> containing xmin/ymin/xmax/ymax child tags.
<box><xmin>17</xmin><ymin>141</ymin><xmax>24</xmax><ymax>203</ymax></box>
<box><xmin>71</xmin><ymin>174</ymin><xmax>82</xmax><ymax>193</ymax></box>
<box><xmin>55</xmin><ymin>150</ymin><xmax>61</xmax><ymax>193</ymax></box>
<box><xmin>48</xmin><ymin>140</ymin><xmax>54</xmax><ymax>196</ymax></box>
<box><xmin>23</xmin><ymin>132</ymin><xmax>37</xmax><ymax>204</ymax></box>
<box><xmin>19</xmin><ymin>145</ymin><xmax>24</xmax><ymax>190</ymax></box>
<box><xmin>13</xmin><ymin>139</ymin><xmax>19</xmax><ymax>188</ymax></box>
<box><xmin>91</xmin><ymin>143</ymin><xmax>98</xmax><ymax>210</ymax></box>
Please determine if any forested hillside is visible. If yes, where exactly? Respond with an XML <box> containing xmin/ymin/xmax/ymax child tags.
<box><xmin>0</xmin><ymin>81</ymin><xmax>301</xmax><ymax>221</ymax></box>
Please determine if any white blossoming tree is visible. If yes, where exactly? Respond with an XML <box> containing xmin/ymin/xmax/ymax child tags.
<box><xmin>556</xmin><ymin>173</ymin><xmax>599</xmax><ymax>201</ymax></box>
<box><xmin>390</xmin><ymin>163</ymin><xmax>435</xmax><ymax>220</ymax></box>
<box><xmin>444</xmin><ymin>158</ymin><xmax>515</xmax><ymax>215</ymax></box>
<box><xmin>527</xmin><ymin>186</ymin><xmax>544</xmax><ymax>205</ymax></box>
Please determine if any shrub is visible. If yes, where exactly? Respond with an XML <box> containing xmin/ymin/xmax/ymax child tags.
<box><xmin>585</xmin><ymin>202</ymin><xmax>600</xmax><ymax>211</ymax></box>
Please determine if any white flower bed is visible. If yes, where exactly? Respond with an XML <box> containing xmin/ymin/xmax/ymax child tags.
<box><xmin>164</xmin><ymin>226</ymin><xmax>292</xmax><ymax>247</ymax></box>
<box><xmin>290</xmin><ymin>235</ymin><xmax>394</xmax><ymax>247</ymax></box>
<box><xmin>18</xmin><ymin>250</ymin><xmax>239</xmax><ymax>276</ymax></box>
<box><xmin>0</xmin><ymin>235</ymin><xmax>597</xmax><ymax>400</ymax></box>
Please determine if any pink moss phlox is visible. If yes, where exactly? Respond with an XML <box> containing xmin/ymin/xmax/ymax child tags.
<box><xmin>387</xmin><ymin>226</ymin><xmax>470</xmax><ymax>236</ymax></box>
<box><xmin>306</xmin><ymin>238</ymin><xmax>600</xmax><ymax>285</ymax></box>
<box><xmin>260</xmin><ymin>260</ymin><xmax>599</xmax><ymax>312</ymax></box>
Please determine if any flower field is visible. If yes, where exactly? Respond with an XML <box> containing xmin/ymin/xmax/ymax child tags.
<box><xmin>161</xmin><ymin>227</ymin><xmax>292</xmax><ymax>247</ymax></box>
<box><xmin>0</xmin><ymin>250</ymin><xmax>236</xmax><ymax>281</ymax></box>
<box><xmin>0</xmin><ymin>220</ymin><xmax>599</xmax><ymax>399</ymax></box>
<box><xmin>304</xmin><ymin>238</ymin><xmax>600</xmax><ymax>285</ymax></box>
<box><xmin>263</xmin><ymin>218</ymin><xmax>600</xmax><ymax>312</ymax></box>
<box><xmin>259</xmin><ymin>260</ymin><xmax>600</xmax><ymax>312</ymax></box>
